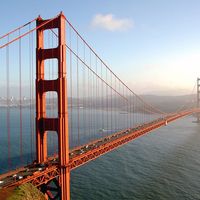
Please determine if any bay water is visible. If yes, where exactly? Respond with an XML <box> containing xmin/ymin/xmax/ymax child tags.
<box><xmin>0</xmin><ymin>107</ymin><xmax>200</xmax><ymax>199</ymax></box>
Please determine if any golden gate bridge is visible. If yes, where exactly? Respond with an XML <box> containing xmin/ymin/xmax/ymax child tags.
<box><xmin>0</xmin><ymin>12</ymin><xmax>200</xmax><ymax>199</ymax></box>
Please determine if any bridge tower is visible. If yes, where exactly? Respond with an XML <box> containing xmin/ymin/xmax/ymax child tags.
<box><xmin>36</xmin><ymin>13</ymin><xmax>70</xmax><ymax>200</ymax></box>
<box><xmin>197</xmin><ymin>78</ymin><xmax>200</xmax><ymax>122</ymax></box>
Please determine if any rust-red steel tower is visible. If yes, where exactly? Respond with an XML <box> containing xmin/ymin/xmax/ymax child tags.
<box><xmin>36</xmin><ymin>13</ymin><xmax>70</xmax><ymax>200</ymax></box>
<box><xmin>197</xmin><ymin>78</ymin><xmax>200</xmax><ymax>122</ymax></box>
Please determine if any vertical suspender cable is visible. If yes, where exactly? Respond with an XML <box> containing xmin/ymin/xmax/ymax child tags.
<box><xmin>130</xmin><ymin>94</ymin><xmax>131</xmax><ymax>127</ymax></box>
<box><xmin>89</xmin><ymin>51</ymin><xmax>91</xmax><ymax>141</ymax></box>
<box><xmin>106</xmin><ymin>68</ymin><xmax>108</xmax><ymax>136</ymax></box>
<box><xmin>95</xmin><ymin>56</ymin><xmax>98</xmax><ymax>138</ymax></box>
<box><xmin>91</xmin><ymin>55</ymin><xmax>94</xmax><ymax>139</ymax></box>
<box><xmin>29</xmin><ymin>24</ymin><xmax>33</xmax><ymax>161</ymax></box>
<box><xmin>93</xmin><ymin>56</ymin><xmax>95</xmax><ymax>139</ymax></box>
<box><xmin>123</xmin><ymin>86</ymin><xmax>125</xmax><ymax>129</ymax></box>
<box><xmin>77</xmin><ymin>35</ymin><xmax>80</xmax><ymax>146</ymax></box>
<box><xmin>119</xmin><ymin>81</ymin><xmax>120</xmax><ymax>131</ymax></box>
<box><xmin>48</xmin><ymin>30</ymin><xmax>52</xmax><ymax>154</ymax></box>
<box><xmin>101</xmin><ymin>62</ymin><xmax>104</xmax><ymax>137</ymax></box>
<box><xmin>19</xmin><ymin>29</ymin><xmax>23</xmax><ymax>163</ymax></box>
<box><xmin>126</xmin><ymin>88</ymin><xmax>128</xmax><ymax>128</ymax></box>
<box><xmin>51</xmin><ymin>29</ymin><xmax>55</xmax><ymax>155</ymax></box>
<box><xmin>110</xmin><ymin>73</ymin><xmax>112</xmax><ymax>133</ymax></box>
<box><xmin>69</xmin><ymin>27</ymin><xmax>73</xmax><ymax>148</ymax></box>
<box><xmin>6</xmin><ymin>36</ymin><xmax>11</xmax><ymax>168</ymax></box>
<box><xmin>114</xmin><ymin>77</ymin><xmax>116</xmax><ymax>131</ymax></box>
<box><xmin>31</xmin><ymin>30</ymin><xmax>35</xmax><ymax>160</ymax></box>
<box><xmin>133</xmin><ymin>95</ymin><xmax>134</xmax><ymax>126</ymax></box>
<box><xmin>83</xmin><ymin>43</ymin><xmax>86</xmax><ymax>140</ymax></box>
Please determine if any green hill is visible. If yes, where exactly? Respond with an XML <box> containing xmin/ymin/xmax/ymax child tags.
<box><xmin>0</xmin><ymin>183</ymin><xmax>46</xmax><ymax>200</ymax></box>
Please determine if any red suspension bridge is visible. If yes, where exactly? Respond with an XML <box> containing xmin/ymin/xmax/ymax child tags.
<box><xmin>0</xmin><ymin>12</ymin><xmax>200</xmax><ymax>200</ymax></box>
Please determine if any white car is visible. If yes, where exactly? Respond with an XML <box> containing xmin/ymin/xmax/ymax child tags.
<box><xmin>18</xmin><ymin>176</ymin><xmax>23</xmax><ymax>180</ymax></box>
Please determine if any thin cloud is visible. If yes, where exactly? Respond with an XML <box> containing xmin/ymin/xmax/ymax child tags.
<box><xmin>91</xmin><ymin>14</ymin><xmax>133</xmax><ymax>31</ymax></box>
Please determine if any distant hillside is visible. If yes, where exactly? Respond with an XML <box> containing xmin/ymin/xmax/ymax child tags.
<box><xmin>1</xmin><ymin>94</ymin><xmax>196</xmax><ymax>113</ymax></box>
<box><xmin>67</xmin><ymin>94</ymin><xmax>196</xmax><ymax>113</ymax></box>
<box><xmin>141</xmin><ymin>94</ymin><xmax>196</xmax><ymax>112</ymax></box>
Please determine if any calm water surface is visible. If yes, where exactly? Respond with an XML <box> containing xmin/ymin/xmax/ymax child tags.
<box><xmin>0</xmin><ymin>108</ymin><xmax>200</xmax><ymax>199</ymax></box>
<box><xmin>71</xmin><ymin>116</ymin><xmax>200</xmax><ymax>200</ymax></box>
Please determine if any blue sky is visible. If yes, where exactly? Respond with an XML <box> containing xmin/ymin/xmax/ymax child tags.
<box><xmin>1</xmin><ymin>0</ymin><xmax>200</xmax><ymax>95</ymax></box>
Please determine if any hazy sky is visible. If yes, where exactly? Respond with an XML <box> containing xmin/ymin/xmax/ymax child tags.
<box><xmin>1</xmin><ymin>0</ymin><xmax>200</xmax><ymax>95</ymax></box>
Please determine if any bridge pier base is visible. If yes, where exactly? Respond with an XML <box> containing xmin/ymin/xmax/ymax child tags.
<box><xmin>41</xmin><ymin>178</ymin><xmax>61</xmax><ymax>200</ymax></box>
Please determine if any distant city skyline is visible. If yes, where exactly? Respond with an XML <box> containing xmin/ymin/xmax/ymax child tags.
<box><xmin>0</xmin><ymin>1</ymin><xmax>200</xmax><ymax>95</ymax></box>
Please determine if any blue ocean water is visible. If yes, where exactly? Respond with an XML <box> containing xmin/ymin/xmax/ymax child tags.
<box><xmin>0</xmin><ymin>108</ymin><xmax>200</xmax><ymax>199</ymax></box>
<box><xmin>71</xmin><ymin>116</ymin><xmax>200</xmax><ymax>200</ymax></box>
